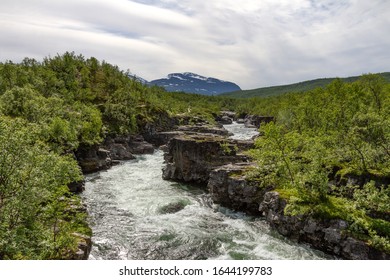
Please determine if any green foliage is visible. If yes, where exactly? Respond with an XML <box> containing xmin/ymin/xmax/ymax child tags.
<box><xmin>103</xmin><ymin>87</ymin><xmax>138</xmax><ymax>135</ymax></box>
<box><xmin>0</xmin><ymin>117</ymin><xmax>84</xmax><ymax>259</ymax></box>
<box><xmin>219</xmin><ymin>141</ymin><xmax>238</xmax><ymax>155</ymax></box>
<box><xmin>247</xmin><ymin>75</ymin><xmax>390</xmax><ymax>252</ymax></box>
<box><xmin>354</xmin><ymin>181</ymin><xmax>390</xmax><ymax>213</ymax></box>
<box><xmin>249</xmin><ymin>122</ymin><xmax>332</xmax><ymax>203</ymax></box>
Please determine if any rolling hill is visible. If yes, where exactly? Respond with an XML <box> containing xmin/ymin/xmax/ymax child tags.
<box><xmin>220</xmin><ymin>72</ymin><xmax>390</xmax><ymax>98</ymax></box>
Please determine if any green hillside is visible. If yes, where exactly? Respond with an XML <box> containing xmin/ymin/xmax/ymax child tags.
<box><xmin>222</xmin><ymin>72</ymin><xmax>390</xmax><ymax>98</ymax></box>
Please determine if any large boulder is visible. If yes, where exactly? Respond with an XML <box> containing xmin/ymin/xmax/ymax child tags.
<box><xmin>76</xmin><ymin>147</ymin><xmax>112</xmax><ymax>174</ymax></box>
<box><xmin>68</xmin><ymin>180</ymin><xmax>85</xmax><ymax>193</ymax></box>
<box><xmin>126</xmin><ymin>135</ymin><xmax>154</xmax><ymax>154</ymax></box>
<box><xmin>108</xmin><ymin>143</ymin><xmax>136</xmax><ymax>160</ymax></box>
<box><xmin>244</xmin><ymin>115</ymin><xmax>274</xmax><ymax>128</ymax></box>
<box><xmin>71</xmin><ymin>233</ymin><xmax>92</xmax><ymax>260</ymax></box>
<box><xmin>219</xmin><ymin>116</ymin><xmax>233</xmax><ymax>125</ymax></box>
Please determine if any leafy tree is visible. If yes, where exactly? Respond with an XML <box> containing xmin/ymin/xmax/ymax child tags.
<box><xmin>0</xmin><ymin>117</ymin><xmax>84</xmax><ymax>259</ymax></box>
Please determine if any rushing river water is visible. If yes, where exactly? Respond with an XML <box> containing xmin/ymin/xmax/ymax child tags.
<box><xmin>81</xmin><ymin>122</ymin><xmax>329</xmax><ymax>260</ymax></box>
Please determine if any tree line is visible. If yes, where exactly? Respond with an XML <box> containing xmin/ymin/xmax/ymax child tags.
<box><xmin>246</xmin><ymin>75</ymin><xmax>390</xmax><ymax>253</ymax></box>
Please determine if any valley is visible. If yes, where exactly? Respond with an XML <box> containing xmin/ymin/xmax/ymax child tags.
<box><xmin>0</xmin><ymin>52</ymin><xmax>389</xmax><ymax>260</ymax></box>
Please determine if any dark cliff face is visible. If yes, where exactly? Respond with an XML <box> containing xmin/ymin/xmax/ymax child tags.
<box><xmin>150</xmin><ymin>73</ymin><xmax>241</xmax><ymax>95</ymax></box>
<box><xmin>208</xmin><ymin>163</ymin><xmax>267</xmax><ymax>215</ymax></box>
<box><xmin>162</xmin><ymin>133</ymin><xmax>253</xmax><ymax>184</ymax></box>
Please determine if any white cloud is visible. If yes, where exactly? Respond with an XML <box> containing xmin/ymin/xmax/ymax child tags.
<box><xmin>0</xmin><ymin>0</ymin><xmax>389</xmax><ymax>89</ymax></box>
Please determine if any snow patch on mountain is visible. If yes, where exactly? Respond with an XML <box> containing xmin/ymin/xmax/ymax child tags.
<box><xmin>150</xmin><ymin>72</ymin><xmax>241</xmax><ymax>95</ymax></box>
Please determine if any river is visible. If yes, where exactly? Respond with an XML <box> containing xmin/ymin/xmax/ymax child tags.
<box><xmin>81</xmin><ymin>122</ymin><xmax>329</xmax><ymax>260</ymax></box>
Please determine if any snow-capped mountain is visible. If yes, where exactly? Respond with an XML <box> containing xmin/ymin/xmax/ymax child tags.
<box><xmin>149</xmin><ymin>72</ymin><xmax>241</xmax><ymax>95</ymax></box>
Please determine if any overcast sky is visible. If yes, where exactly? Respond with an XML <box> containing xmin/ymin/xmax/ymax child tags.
<box><xmin>1</xmin><ymin>0</ymin><xmax>389</xmax><ymax>89</ymax></box>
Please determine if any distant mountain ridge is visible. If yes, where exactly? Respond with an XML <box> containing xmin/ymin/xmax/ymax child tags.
<box><xmin>149</xmin><ymin>72</ymin><xmax>241</xmax><ymax>95</ymax></box>
<box><xmin>220</xmin><ymin>72</ymin><xmax>390</xmax><ymax>98</ymax></box>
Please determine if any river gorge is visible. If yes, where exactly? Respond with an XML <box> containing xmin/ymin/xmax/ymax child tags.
<box><xmin>81</xmin><ymin>122</ymin><xmax>330</xmax><ymax>260</ymax></box>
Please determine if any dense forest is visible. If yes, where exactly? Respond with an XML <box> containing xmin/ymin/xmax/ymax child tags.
<box><xmin>0</xmin><ymin>52</ymin><xmax>389</xmax><ymax>258</ymax></box>
<box><xmin>243</xmin><ymin>76</ymin><xmax>390</xmax><ymax>254</ymax></box>
<box><xmin>0</xmin><ymin>52</ymin><xmax>235</xmax><ymax>259</ymax></box>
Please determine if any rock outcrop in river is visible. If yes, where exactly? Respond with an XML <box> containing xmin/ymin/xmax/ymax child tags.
<box><xmin>162</xmin><ymin>133</ymin><xmax>253</xmax><ymax>184</ymax></box>
<box><xmin>208</xmin><ymin>163</ymin><xmax>269</xmax><ymax>215</ymax></box>
<box><xmin>76</xmin><ymin>135</ymin><xmax>155</xmax><ymax>174</ymax></box>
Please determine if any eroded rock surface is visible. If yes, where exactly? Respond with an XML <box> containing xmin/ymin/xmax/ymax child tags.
<box><xmin>71</xmin><ymin>233</ymin><xmax>92</xmax><ymax>260</ymax></box>
<box><xmin>162</xmin><ymin>133</ymin><xmax>253</xmax><ymax>184</ymax></box>
<box><xmin>76</xmin><ymin>135</ymin><xmax>155</xmax><ymax>173</ymax></box>
<box><xmin>208</xmin><ymin>163</ymin><xmax>267</xmax><ymax>214</ymax></box>
<box><xmin>76</xmin><ymin>147</ymin><xmax>113</xmax><ymax>174</ymax></box>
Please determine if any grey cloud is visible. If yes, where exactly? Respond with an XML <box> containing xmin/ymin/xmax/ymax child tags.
<box><xmin>0</xmin><ymin>0</ymin><xmax>389</xmax><ymax>89</ymax></box>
